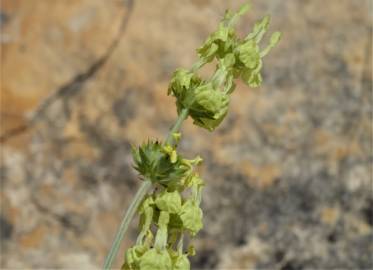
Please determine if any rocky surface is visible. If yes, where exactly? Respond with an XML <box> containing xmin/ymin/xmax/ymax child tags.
<box><xmin>1</xmin><ymin>0</ymin><xmax>372</xmax><ymax>269</ymax></box>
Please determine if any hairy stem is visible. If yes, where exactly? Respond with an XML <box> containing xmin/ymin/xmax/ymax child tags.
<box><xmin>103</xmin><ymin>108</ymin><xmax>189</xmax><ymax>269</ymax></box>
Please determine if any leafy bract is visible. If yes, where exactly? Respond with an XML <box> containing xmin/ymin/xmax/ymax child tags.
<box><xmin>132</xmin><ymin>141</ymin><xmax>188</xmax><ymax>185</ymax></box>
<box><xmin>188</xmin><ymin>83</ymin><xmax>230</xmax><ymax>131</ymax></box>
<box><xmin>122</xmin><ymin>245</ymin><xmax>147</xmax><ymax>270</ymax></box>
<box><xmin>180</xmin><ymin>200</ymin><xmax>203</xmax><ymax>236</ymax></box>
<box><xmin>155</xmin><ymin>191</ymin><xmax>182</xmax><ymax>214</ymax></box>
<box><xmin>139</xmin><ymin>249</ymin><xmax>172</xmax><ymax>270</ymax></box>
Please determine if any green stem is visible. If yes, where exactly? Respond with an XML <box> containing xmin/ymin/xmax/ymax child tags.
<box><xmin>103</xmin><ymin>108</ymin><xmax>189</xmax><ymax>269</ymax></box>
<box><xmin>103</xmin><ymin>180</ymin><xmax>151</xmax><ymax>270</ymax></box>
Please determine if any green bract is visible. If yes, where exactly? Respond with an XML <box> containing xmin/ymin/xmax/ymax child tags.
<box><xmin>122</xmin><ymin>246</ymin><xmax>146</xmax><ymax>270</ymax></box>
<box><xmin>155</xmin><ymin>191</ymin><xmax>182</xmax><ymax>214</ymax></box>
<box><xmin>168</xmin><ymin>69</ymin><xmax>202</xmax><ymax>114</ymax></box>
<box><xmin>180</xmin><ymin>200</ymin><xmax>203</xmax><ymax>236</ymax></box>
<box><xmin>139</xmin><ymin>249</ymin><xmax>172</xmax><ymax>270</ymax></box>
<box><xmin>188</xmin><ymin>83</ymin><xmax>230</xmax><ymax>131</ymax></box>
<box><xmin>237</xmin><ymin>39</ymin><xmax>260</xmax><ymax>70</ymax></box>
<box><xmin>132</xmin><ymin>141</ymin><xmax>188</xmax><ymax>185</ymax></box>
<box><xmin>168</xmin><ymin>70</ymin><xmax>230</xmax><ymax>131</ymax></box>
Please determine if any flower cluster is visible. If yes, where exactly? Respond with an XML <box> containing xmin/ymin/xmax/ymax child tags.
<box><xmin>168</xmin><ymin>3</ymin><xmax>281</xmax><ymax>131</ymax></box>
<box><xmin>132</xmin><ymin>140</ymin><xmax>188</xmax><ymax>186</ymax></box>
<box><xmin>123</xmin><ymin>140</ymin><xmax>204</xmax><ymax>270</ymax></box>
<box><xmin>118</xmin><ymin>3</ymin><xmax>281</xmax><ymax>270</ymax></box>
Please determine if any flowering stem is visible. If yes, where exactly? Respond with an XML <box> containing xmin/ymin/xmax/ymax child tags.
<box><xmin>103</xmin><ymin>108</ymin><xmax>189</xmax><ymax>269</ymax></box>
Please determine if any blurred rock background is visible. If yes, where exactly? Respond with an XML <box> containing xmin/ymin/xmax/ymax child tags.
<box><xmin>1</xmin><ymin>0</ymin><xmax>372</xmax><ymax>269</ymax></box>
